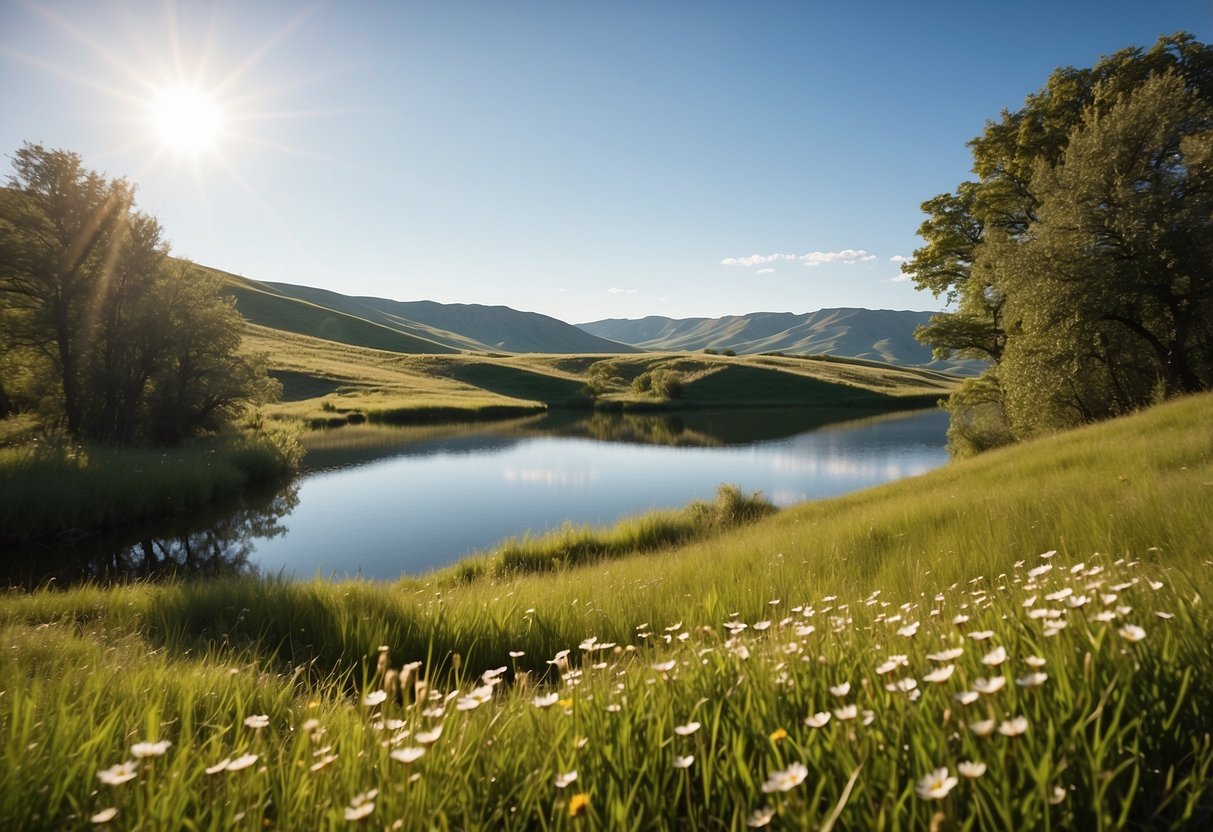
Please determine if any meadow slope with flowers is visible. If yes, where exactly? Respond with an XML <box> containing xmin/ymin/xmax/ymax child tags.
<box><xmin>2</xmin><ymin>392</ymin><xmax>1212</xmax><ymax>830</ymax></box>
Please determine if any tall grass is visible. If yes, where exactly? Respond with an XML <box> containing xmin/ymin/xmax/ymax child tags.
<box><xmin>0</xmin><ymin>427</ymin><xmax>301</xmax><ymax>541</ymax></box>
<box><xmin>1</xmin><ymin>392</ymin><xmax>1211</xmax><ymax>829</ymax></box>
<box><xmin>453</xmin><ymin>484</ymin><xmax>776</xmax><ymax>581</ymax></box>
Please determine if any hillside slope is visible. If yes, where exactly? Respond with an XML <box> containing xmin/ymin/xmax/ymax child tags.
<box><xmin>260</xmin><ymin>280</ymin><xmax>639</xmax><ymax>355</ymax></box>
<box><xmin>578</xmin><ymin>308</ymin><xmax>983</xmax><ymax>373</ymax></box>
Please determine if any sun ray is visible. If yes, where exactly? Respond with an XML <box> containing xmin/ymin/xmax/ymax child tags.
<box><xmin>211</xmin><ymin>5</ymin><xmax>318</xmax><ymax>98</ymax></box>
<box><xmin>0</xmin><ymin>47</ymin><xmax>147</xmax><ymax>106</ymax></box>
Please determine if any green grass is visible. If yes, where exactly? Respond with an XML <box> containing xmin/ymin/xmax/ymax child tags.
<box><xmin>2</xmin><ymin>392</ymin><xmax>1210</xmax><ymax>829</ymax></box>
<box><xmin>0</xmin><ymin>428</ymin><xmax>301</xmax><ymax>541</ymax></box>
<box><xmin>450</xmin><ymin>484</ymin><xmax>777</xmax><ymax>581</ymax></box>
<box><xmin>221</xmin><ymin>279</ymin><xmax>457</xmax><ymax>355</ymax></box>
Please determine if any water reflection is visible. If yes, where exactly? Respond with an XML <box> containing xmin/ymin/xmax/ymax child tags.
<box><xmin>2</xmin><ymin>484</ymin><xmax>298</xmax><ymax>589</ymax></box>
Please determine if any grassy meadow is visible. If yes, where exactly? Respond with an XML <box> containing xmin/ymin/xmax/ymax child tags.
<box><xmin>243</xmin><ymin>323</ymin><xmax>954</xmax><ymax>428</ymax></box>
<box><xmin>2</xmin><ymin>391</ymin><xmax>1211</xmax><ymax>829</ymax></box>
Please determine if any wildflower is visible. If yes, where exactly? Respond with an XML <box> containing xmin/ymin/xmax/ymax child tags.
<box><xmin>651</xmin><ymin>660</ymin><xmax>676</xmax><ymax>673</ymax></box>
<box><xmin>205</xmin><ymin>758</ymin><xmax>231</xmax><ymax>775</ymax></box>
<box><xmin>534</xmin><ymin>692</ymin><xmax>560</xmax><ymax>709</ymax></box>
<box><xmin>244</xmin><ymin>714</ymin><xmax>270</xmax><ymax>729</ymax></box>
<box><xmin>220</xmin><ymin>753</ymin><xmax>258</xmax><ymax>773</ymax></box>
<box><xmin>928</xmin><ymin>647</ymin><xmax>964</xmax><ymax>662</ymax></box>
<box><xmin>1049</xmin><ymin>785</ymin><xmax>1067</xmax><ymax>805</ymax></box>
<box><xmin>363</xmin><ymin>690</ymin><xmax>388</xmax><ymax>707</ymax></box>
<box><xmin>1118</xmin><ymin>623</ymin><xmax>1147</xmax><ymax>642</ymax></box>
<box><xmin>887</xmin><ymin>677</ymin><xmax>918</xmax><ymax>693</ymax></box>
<box><xmin>568</xmin><ymin>793</ymin><xmax>591</xmax><ymax>818</ymax></box>
<box><xmin>1024</xmin><ymin>655</ymin><xmax>1047</xmax><ymax>668</ymax></box>
<box><xmin>897</xmin><ymin>622</ymin><xmax>920</xmax><ymax>638</ymax></box>
<box><xmin>1156</xmin><ymin>611</ymin><xmax>1175</xmax><ymax>620</ymax></box>
<box><xmin>97</xmin><ymin>762</ymin><xmax>138</xmax><ymax>786</ymax></box>
<box><xmin>952</xmin><ymin>614</ymin><xmax>970</xmax><ymax>626</ymax></box>
<box><xmin>674</xmin><ymin>755</ymin><xmax>695</xmax><ymax>769</ymax></box>
<box><xmin>674</xmin><ymin>721</ymin><xmax>701</xmax><ymax>736</ymax></box>
<box><xmin>768</xmin><ymin>727</ymin><xmax>788</xmax><ymax>743</ymax></box>
<box><xmin>456</xmin><ymin>685</ymin><xmax>494</xmax><ymax>711</ymax></box>
<box><xmin>967</xmin><ymin>630</ymin><xmax>995</xmax><ymax>640</ymax></box>
<box><xmin>747</xmin><ymin>807</ymin><xmax>776</xmax><ymax>827</ymax></box>
<box><xmin>761</xmin><ymin>762</ymin><xmax>808</xmax><ymax>793</ymax></box>
<box><xmin>969</xmin><ymin>719</ymin><xmax>996</xmax><ymax>737</ymax></box>
<box><xmin>981</xmin><ymin>647</ymin><xmax>1007</xmax><ymax>666</ymax></box>
<box><xmin>509</xmin><ymin>650</ymin><xmax>525</xmax><ymax>658</ymax></box>
<box><xmin>916</xmin><ymin>767</ymin><xmax>958</xmax><ymax>799</ymax></box>
<box><xmin>1016</xmin><ymin>672</ymin><xmax>1048</xmax><ymax>688</ymax></box>
<box><xmin>972</xmin><ymin>676</ymin><xmax>1006</xmax><ymax>695</ymax></box>
<box><xmin>310</xmin><ymin>754</ymin><xmax>338</xmax><ymax>772</ymax></box>
<box><xmin>923</xmin><ymin>665</ymin><xmax>955</xmax><ymax>684</ymax></box>
<box><xmin>753</xmin><ymin>620</ymin><xmax>772</xmax><ymax>631</ymax></box>
<box><xmin>796</xmin><ymin>624</ymin><xmax>816</xmax><ymax>637</ymax></box>
<box><xmin>953</xmin><ymin>690</ymin><xmax>979</xmax><ymax>705</ymax></box>
<box><xmin>1045</xmin><ymin>587</ymin><xmax>1073</xmax><ymax>601</ymax></box>
<box><xmin>804</xmin><ymin>712</ymin><xmax>831</xmax><ymax>728</ymax></box>
<box><xmin>829</xmin><ymin>682</ymin><xmax>852</xmax><ymax>697</ymax></box>
<box><xmin>344</xmin><ymin>789</ymin><xmax>377</xmax><ymax>821</ymax></box>
<box><xmin>998</xmin><ymin>716</ymin><xmax>1029</xmax><ymax>736</ymax></box>
<box><xmin>555</xmin><ymin>770</ymin><xmax>579</xmax><ymax>789</ymax></box>
<box><xmin>957</xmin><ymin>761</ymin><xmax>986</xmax><ymax>779</ymax></box>
<box><xmin>829</xmin><ymin>703</ymin><xmax>857</xmax><ymax>721</ymax></box>
<box><xmin>130</xmin><ymin>740</ymin><xmax>172</xmax><ymax>759</ymax></box>
<box><xmin>415</xmin><ymin>726</ymin><xmax>443</xmax><ymax>746</ymax></box>
<box><xmin>390</xmin><ymin>747</ymin><xmax>425</xmax><ymax>764</ymax></box>
<box><xmin>90</xmin><ymin>807</ymin><xmax>119</xmax><ymax>824</ymax></box>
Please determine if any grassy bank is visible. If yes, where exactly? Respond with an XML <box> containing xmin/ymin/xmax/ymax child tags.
<box><xmin>243</xmin><ymin>324</ymin><xmax>958</xmax><ymax>429</ymax></box>
<box><xmin>0</xmin><ymin>427</ymin><xmax>301</xmax><ymax>542</ymax></box>
<box><xmin>1</xmin><ymin>393</ymin><xmax>1211</xmax><ymax>828</ymax></box>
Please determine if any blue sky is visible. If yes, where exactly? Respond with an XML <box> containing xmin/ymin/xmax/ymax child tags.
<box><xmin>2</xmin><ymin>1</ymin><xmax>1210</xmax><ymax>323</ymax></box>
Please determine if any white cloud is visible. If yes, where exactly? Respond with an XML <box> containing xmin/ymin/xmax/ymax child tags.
<box><xmin>800</xmin><ymin>250</ymin><xmax>876</xmax><ymax>267</ymax></box>
<box><xmin>721</xmin><ymin>249</ymin><xmax>877</xmax><ymax>268</ymax></box>
<box><xmin>891</xmin><ymin>272</ymin><xmax>913</xmax><ymax>283</ymax></box>
<box><xmin>756</xmin><ymin>268</ymin><xmax>775</xmax><ymax>274</ymax></box>
<box><xmin>889</xmin><ymin>254</ymin><xmax>909</xmax><ymax>263</ymax></box>
<box><xmin>606</xmin><ymin>287</ymin><xmax>639</xmax><ymax>294</ymax></box>
<box><xmin>719</xmin><ymin>253</ymin><xmax>796</xmax><ymax>266</ymax></box>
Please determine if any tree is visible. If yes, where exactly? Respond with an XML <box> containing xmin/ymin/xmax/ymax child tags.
<box><xmin>995</xmin><ymin>72</ymin><xmax>1213</xmax><ymax>433</ymax></box>
<box><xmin>0</xmin><ymin>143</ymin><xmax>278</xmax><ymax>442</ymax></box>
<box><xmin>906</xmin><ymin>34</ymin><xmax>1213</xmax><ymax>451</ymax></box>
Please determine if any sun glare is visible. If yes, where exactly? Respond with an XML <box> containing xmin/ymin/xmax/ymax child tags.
<box><xmin>148</xmin><ymin>85</ymin><xmax>224</xmax><ymax>154</ymax></box>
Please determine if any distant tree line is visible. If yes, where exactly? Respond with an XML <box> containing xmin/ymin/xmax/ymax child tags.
<box><xmin>906</xmin><ymin>33</ymin><xmax>1213</xmax><ymax>454</ymax></box>
<box><xmin>0</xmin><ymin>143</ymin><xmax>278</xmax><ymax>443</ymax></box>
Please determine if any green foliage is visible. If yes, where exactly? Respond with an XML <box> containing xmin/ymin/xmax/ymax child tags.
<box><xmin>462</xmin><ymin>484</ymin><xmax>776</xmax><ymax>579</ymax></box>
<box><xmin>0</xmin><ymin>144</ymin><xmax>279</xmax><ymax>442</ymax></box>
<box><xmin>909</xmin><ymin>34</ymin><xmax>1213</xmax><ymax>450</ymax></box>
<box><xmin>942</xmin><ymin>374</ymin><xmax>1014</xmax><ymax>457</ymax></box>
<box><xmin>632</xmin><ymin>368</ymin><xmax>685</xmax><ymax>399</ymax></box>
<box><xmin>0</xmin><ymin>428</ymin><xmax>301</xmax><ymax>540</ymax></box>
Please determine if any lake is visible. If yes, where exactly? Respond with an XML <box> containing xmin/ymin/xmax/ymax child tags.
<box><xmin>4</xmin><ymin>407</ymin><xmax>949</xmax><ymax>585</ymax></box>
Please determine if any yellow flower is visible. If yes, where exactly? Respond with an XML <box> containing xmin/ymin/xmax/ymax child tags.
<box><xmin>768</xmin><ymin>727</ymin><xmax>788</xmax><ymax>743</ymax></box>
<box><xmin>568</xmin><ymin>793</ymin><xmax>591</xmax><ymax>818</ymax></box>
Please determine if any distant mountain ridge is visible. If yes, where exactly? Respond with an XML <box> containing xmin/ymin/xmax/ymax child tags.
<box><xmin>578</xmin><ymin>309</ymin><xmax>980</xmax><ymax>373</ymax></box>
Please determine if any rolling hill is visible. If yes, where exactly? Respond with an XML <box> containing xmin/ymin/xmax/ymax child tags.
<box><xmin>577</xmin><ymin>308</ymin><xmax>983</xmax><ymax>373</ymax></box>
<box><xmin>207</xmin><ymin>265</ymin><xmax>636</xmax><ymax>355</ymax></box>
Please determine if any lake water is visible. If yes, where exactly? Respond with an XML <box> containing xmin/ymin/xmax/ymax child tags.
<box><xmin>4</xmin><ymin>408</ymin><xmax>949</xmax><ymax>585</ymax></box>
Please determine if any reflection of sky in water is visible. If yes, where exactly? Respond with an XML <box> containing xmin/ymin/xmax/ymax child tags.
<box><xmin>251</xmin><ymin>409</ymin><xmax>949</xmax><ymax>580</ymax></box>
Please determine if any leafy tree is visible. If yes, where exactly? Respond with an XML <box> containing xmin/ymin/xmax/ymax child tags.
<box><xmin>906</xmin><ymin>34</ymin><xmax>1213</xmax><ymax>451</ymax></box>
<box><xmin>0</xmin><ymin>143</ymin><xmax>278</xmax><ymax>442</ymax></box>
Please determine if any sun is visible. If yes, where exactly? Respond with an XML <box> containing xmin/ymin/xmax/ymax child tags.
<box><xmin>148</xmin><ymin>85</ymin><xmax>225</xmax><ymax>154</ymax></box>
